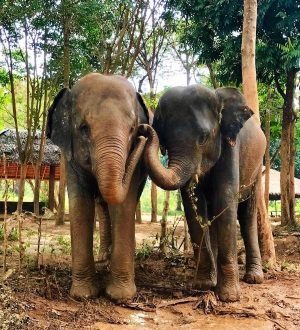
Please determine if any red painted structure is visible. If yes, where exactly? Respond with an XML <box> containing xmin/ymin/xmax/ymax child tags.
<box><xmin>0</xmin><ymin>162</ymin><xmax>60</xmax><ymax>180</ymax></box>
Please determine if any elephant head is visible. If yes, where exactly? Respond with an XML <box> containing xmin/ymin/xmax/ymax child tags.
<box><xmin>46</xmin><ymin>73</ymin><xmax>150</xmax><ymax>204</ymax></box>
<box><xmin>141</xmin><ymin>85</ymin><xmax>253</xmax><ymax>190</ymax></box>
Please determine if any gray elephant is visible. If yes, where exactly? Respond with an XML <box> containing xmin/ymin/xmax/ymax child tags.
<box><xmin>141</xmin><ymin>85</ymin><xmax>265</xmax><ymax>302</ymax></box>
<box><xmin>46</xmin><ymin>73</ymin><xmax>150</xmax><ymax>300</ymax></box>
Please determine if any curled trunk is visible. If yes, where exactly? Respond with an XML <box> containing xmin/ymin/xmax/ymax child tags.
<box><xmin>95</xmin><ymin>134</ymin><xmax>147</xmax><ymax>205</ymax></box>
<box><xmin>141</xmin><ymin>125</ymin><xmax>195</xmax><ymax>190</ymax></box>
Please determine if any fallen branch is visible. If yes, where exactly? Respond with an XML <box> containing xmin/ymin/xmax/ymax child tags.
<box><xmin>123</xmin><ymin>302</ymin><xmax>156</xmax><ymax>312</ymax></box>
<box><xmin>157</xmin><ymin>297</ymin><xmax>199</xmax><ymax>308</ymax></box>
<box><xmin>265</xmin><ymin>317</ymin><xmax>287</xmax><ymax>330</ymax></box>
<box><xmin>285</xmin><ymin>296</ymin><xmax>300</xmax><ymax>300</ymax></box>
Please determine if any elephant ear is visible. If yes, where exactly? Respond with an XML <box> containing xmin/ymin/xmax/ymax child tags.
<box><xmin>136</xmin><ymin>92</ymin><xmax>152</xmax><ymax>125</ymax></box>
<box><xmin>46</xmin><ymin>88</ymin><xmax>72</xmax><ymax>161</ymax></box>
<box><xmin>216</xmin><ymin>88</ymin><xmax>254</xmax><ymax>146</ymax></box>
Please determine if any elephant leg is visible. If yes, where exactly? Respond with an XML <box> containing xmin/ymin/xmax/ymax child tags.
<box><xmin>67</xmin><ymin>163</ymin><xmax>99</xmax><ymax>299</ymax></box>
<box><xmin>238</xmin><ymin>185</ymin><xmax>263</xmax><ymax>284</ymax></box>
<box><xmin>95</xmin><ymin>197</ymin><xmax>111</xmax><ymax>263</ymax></box>
<box><xmin>211</xmin><ymin>158</ymin><xmax>240</xmax><ymax>302</ymax></box>
<box><xmin>181</xmin><ymin>185</ymin><xmax>217</xmax><ymax>290</ymax></box>
<box><xmin>105</xmin><ymin>175</ymin><xmax>145</xmax><ymax>301</ymax></box>
<box><xmin>211</xmin><ymin>192</ymin><xmax>240</xmax><ymax>302</ymax></box>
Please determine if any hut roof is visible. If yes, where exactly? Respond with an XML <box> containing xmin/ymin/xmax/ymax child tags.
<box><xmin>263</xmin><ymin>168</ymin><xmax>300</xmax><ymax>200</ymax></box>
<box><xmin>0</xmin><ymin>129</ymin><xmax>61</xmax><ymax>166</ymax></box>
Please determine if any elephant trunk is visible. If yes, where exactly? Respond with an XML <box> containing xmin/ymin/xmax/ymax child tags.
<box><xmin>94</xmin><ymin>133</ymin><xmax>147</xmax><ymax>205</ymax></box>
<box><xmin>141</xmin><ymin>125</ymin><xmax>196</xmax><ymax>190</ymax></box>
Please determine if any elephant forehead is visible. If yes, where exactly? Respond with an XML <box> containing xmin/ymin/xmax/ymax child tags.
<box><xmin>74</xmin><ymin>89</ymin><xmax>135</xmax><ymax>117</ymax></box>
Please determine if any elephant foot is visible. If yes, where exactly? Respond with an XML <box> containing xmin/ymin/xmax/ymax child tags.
<box><xmin>216</xmin><ymin>262</ymin><xmax>240</xmax><ymax>302</ymax></box>
<box><xmin>193</xmin><ymin>249</ymin><xmax>217</xmax><ymax>290</ymax></box>
<box><xmin>243</xmin><ymin>265</ymin><xmax>264</xmax><ymax>284</ymax></box>
<box><xmin>194</xmin><ymin>278</ymin><xmax>217</xmax><ymax>290</ymax></box>
<box><xmin>70</xmin><ymin>280</ymin><xmax>100</xmax><ymax>299</ymax></box>
<box><xmin>216</xmin><ymin>282</ymin><xmax>240</xmax><ymax>302</ymax></box>
<box><xmin>193</xmin><ymin>267</ymin><xmax>217</xmax><ymax>290</ymax></box>
<box><xmin>106</xmin><ymin>277</ymin><xmax>136</xmax><ymax>302</ymax></box>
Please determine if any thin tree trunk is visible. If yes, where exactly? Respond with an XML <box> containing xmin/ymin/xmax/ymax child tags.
<box><xmin>63</xmin><ymin>11</ymin><xmax>71</xmax><ymax>88</ymax></box>
<box><xmin>3</xmin><ymin>154</ymin><xmax>8</xmax><ymax>273</ymax></box>
<box><xmin>34</xmin><ymin>164</ymin><xmax>41</xmax><ymax>216</ymax></box>
<box><xmin>207</xmin><ymin>62</ymin><xmax>218</xmax><ymax>89</ymax></box>
<box><xmin>56</xmin><ymin>7</ymin><xmax>71</xmax><ymax>225</ymax></box>
<box><xmin>151</xmin><ymin>182</ymin><xmax>158</xmax><ymax>223</ymax></box>
<box><xmin>135</xmin><ymin>200</ymin><xmax>142</xmax><ymax>224</ymax></box>
<box><xmin>183</xmin><ymin>217</ymin><xmax>189</xmax><ymax>252</ymax></box>
<box><xmin>48</xmin><ymin>166</ymin><xmax>56</xmax><ymax>211</ymax></box>
<box><xmin>242</xmin><ymin>0</ymin><xmax>276</xmax><ymax>267</ymax></box>
<box><xmin>16</xmin><ymin>163</ymin><xmax>27</xmax><ymax>214</ymax></box>
<box><xmin>160</xmin><ymin>190</ymin><xmax>170</xmax><ymax>254</ymax></box>
<box><xmin>280</xmin><ymin>68</ymin><xmax>296</xmax><ymax>226</ymax></box>
<box><xmin>289</xmin><ymin>122</ymin><xmax>295</xmax><ymax>220</ymax></box>
<box><xmin>176</xmin><ymin>190</ymin><xmax>182</xmax><ymax>211</ymax></box>
<box><xmin>264</xmin><ymin>108</ymin><xmax>270</xmax><ymax>210</ymax></box>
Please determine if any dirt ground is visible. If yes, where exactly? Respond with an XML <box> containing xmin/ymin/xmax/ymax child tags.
<box><xmin>0</xmin><ymin>216</ymin><xmax>300</xmax><ymax>330</ymax></box>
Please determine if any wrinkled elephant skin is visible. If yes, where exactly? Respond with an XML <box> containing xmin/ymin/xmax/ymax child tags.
<box><xmin>46</xmin><ymin>73</ymin><xmax>151</xmax><ymax>301</ymax></box>
<box><xmin>143</xmin><ymin>85</ymin><xmax>265</xmax><ymax>302</ymax></box>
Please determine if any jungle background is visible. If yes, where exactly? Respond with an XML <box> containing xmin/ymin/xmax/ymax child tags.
<box><xmin>0</xmin><ymin>0</ymin><xmax>300</xmax><ymax>329</ymax></box>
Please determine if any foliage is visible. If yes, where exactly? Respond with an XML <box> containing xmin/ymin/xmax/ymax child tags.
<box><xmin>56</xmin><ymin>235</ymin><xmax>71</xmax><ymax>255</ymax></box>
<box><xmin>142</xmin><ymin>88</ymin><xmax>168</xmax><ymax>111</ymax></box>
<box><xmin>135</xmin><ymin>239</ymin><xmax>157</xmax><ymax>260</ymax></box>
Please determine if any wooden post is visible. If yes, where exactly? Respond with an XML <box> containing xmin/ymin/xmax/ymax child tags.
<box><xmin>48</xmin><ymin>165</ymin><xmax>55</xmax><ymax>211</ymax></box>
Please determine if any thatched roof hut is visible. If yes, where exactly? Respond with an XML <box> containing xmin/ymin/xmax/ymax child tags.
<box><xmin>0</xmin><ymin>129</ymin><xmax>61</xmax><ymax>180</ymax></box>
<box><xmin>0</xmin><ymin>129</ymin><xmax>60</xmax><ymax>165</ymax></box>
<box><xmin>263</xmin><ymin>168</ymin><xmax>300</xmax><ymax>200</ymax></box>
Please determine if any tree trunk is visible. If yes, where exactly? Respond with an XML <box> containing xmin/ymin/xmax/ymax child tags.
<box><xmin>56</xmin><ymin>6</ymin><xmax>71</xmax><ymax>225</ymax></box>
<box><xmin>16</xmin><ymin>163</ymin><xmax>27</xmax><ymax>214</ymax></box>
<box><xmin>241</xmin><ymin>0</ymin><xmax>259</xmax><ymax>125</ymax></box>
<box><xmin>207</xmin><ymin>62</ymin><xmax>218</xmax><ymax>89</ymax></box>
<box><xmin>34</xmin><ymin>163</ymin><xmax>41</xmax><ymax>216</ymax></box>
<box><xmin>151</xmin><ymin>182</ymin><xmax>158</xmax><ymax>223</ymax></box>
<box><xmin>63</xmin><ymin>9</ymin><xmax>71</xmax><ymax>88</ymax></box>
<box><xmin>160</xmin><ymin>190</ymin><xmax>170</xmax><ymax>254</ymax></box>
<box><xmin>241</xmin><ymin>0</ymin><xmax>276</xmax><ymax>267</ymax></box>
<box><xmin>3</xmin><ymin>154</ymin><xmax>8</xmax><ymax>273</ymax></box>
<box><xmin>176</xmin><ymin>190</ymin><xmax>182</xmax><ymax>211</ymax></box>
<box><xmin>257</xmin><ymin>169</ymin><xmax>276</xmax><ymax>266</ymax></box>
<box><xmin>56</xmin><ymin>154</ymin><xmax>66</xmax><ymax>225</ymax></box>
<box><xmin>135</xmin><ymin>200</ymin><xmax>142</xmax><ymax>224</ymax></box>
<box><xmin>48</xmin><ymin>165</ymin><xmax>56</xmax><ymax>211</ymax></box>
<box><xmin>183</xmin><ymin>217</ymin><xmax>189</xmax><ymax>252</ymax></box>
<box><xmin>280</xmin><ymin>69</ymin><xmax>296</xmax><ymax>226</ymax></box>
<box><xmin>264</xmin><ymin>108</ymin><xmax>270</xmax><ymax>210</ymax></box>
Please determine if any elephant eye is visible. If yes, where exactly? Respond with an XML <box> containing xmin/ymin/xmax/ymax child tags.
<box><xmin>79</xmin><ymin>123</ymin><xmax>90</xmax><ymax>138</ymax></box>
<box><xmin>197</xmin><ymin>132</ymin><xmax>209</xmax><ymax>146</ymax></box>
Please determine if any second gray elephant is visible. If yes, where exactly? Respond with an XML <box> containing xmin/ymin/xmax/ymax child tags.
<box><xmin>141</xmin><ymin>85</ymin><xmax>266</xmax><ymax>302</ymax></box>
